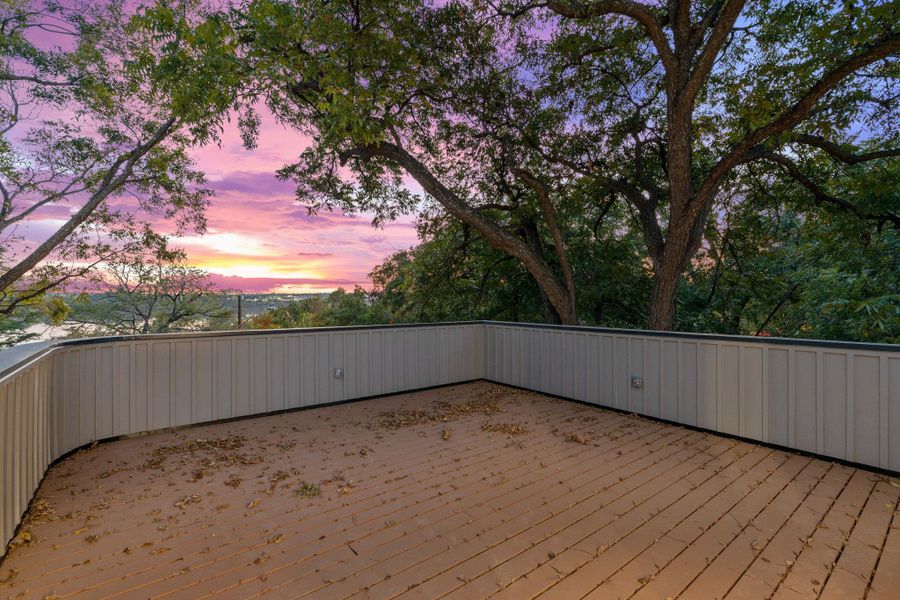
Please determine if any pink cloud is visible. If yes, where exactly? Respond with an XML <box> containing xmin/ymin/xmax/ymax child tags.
<box><xmin>205</xmin><ymin>273</ymin><xmax>364</xmax><ymax>294</ymax></box>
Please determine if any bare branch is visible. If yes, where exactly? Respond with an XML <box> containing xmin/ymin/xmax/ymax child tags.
<box><xmin>699</xmin><ymin>33</ymin><xmax>900</xmax><ymax>208</ymax></box>
<box><xmin>758</xmin><ymin>151</ymin><xmax>899</xmax><ymax>229</ymax></box>
<box><xmin>790</xmin><ymin>134</ymin><xmax>900</xmax><ymax>165</ymax></box>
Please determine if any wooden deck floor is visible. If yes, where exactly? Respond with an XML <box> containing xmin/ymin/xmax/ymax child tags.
<box><xmin>2</xmin><ymin>381</ymin><xmax>898</xmax><ymax>600</ymax></box>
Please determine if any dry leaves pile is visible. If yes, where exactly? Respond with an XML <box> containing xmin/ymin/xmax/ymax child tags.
<box><xmin>143</xmin><ymin>435</ymin><xmax>264</xmax><ymax>472</ymax></box>
<box><xmin>481</xmin><ymin>422</ymin><xmax>529</xmax><ymax>436</ymax></box>
<box><xmin>376</xmin><ymin>390</ymin><xmax>503</xmax><ymax>430</ymax></box>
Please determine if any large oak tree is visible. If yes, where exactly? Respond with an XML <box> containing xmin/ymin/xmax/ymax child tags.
<box><xmin>508</xmin><ymin>0</ymin><xmax>899</xmax><ymax>328</ymax></box>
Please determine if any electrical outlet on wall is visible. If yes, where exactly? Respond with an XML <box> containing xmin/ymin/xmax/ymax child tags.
<box><xmin>630</xmin><ymin>375</ymin><xmax>643</xmax><ymax>389</ymax></box>
<box><xmin>334</xmin><ymin>367</ymin><xmax>344</xmax><ymax>379</ymax></box>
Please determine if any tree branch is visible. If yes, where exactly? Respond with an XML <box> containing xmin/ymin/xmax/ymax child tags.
<box><xmin>759</xmin><ymin>151</ymin><xmax>899</xmax><ymax>229</ymax></box>
<box><xmin>790</xmin><ymin>134</ymin><xmax>900</xmax><ymax>165</ymax></box>
<box><xmin>698</xmin><ymin>32</ymin><xmax>900</xmax><ymax>208</ymax></box>
<box><xmin>546</xmin><ymin>0</ymin><xmax>676</xmax><ymax>75</ymax></box>
<box><xmin>512</xmin><ymin>167</ymin><xmax>576</xmax><ymax>315</ymax></box>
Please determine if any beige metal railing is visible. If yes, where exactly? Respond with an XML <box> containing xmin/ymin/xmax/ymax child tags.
<box><xmin>1</xmin><ymin>321</ymin><xmax>896</xmax><ymax>557</ymax></box>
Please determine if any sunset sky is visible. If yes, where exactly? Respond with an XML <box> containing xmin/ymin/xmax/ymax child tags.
<box><xmin>16</xmin><ymin>109</ymin><xmax>422</xmax><ymax>295</ymax></box>
<box><xmin>171</xmin><ymin>111</ymin><xmax>421</xmax><ymax>293</ymax></box>
<box><xmin>10</xmin><ymin>4</ymin><xmax>426</xmax><ymax>295</ymax></box>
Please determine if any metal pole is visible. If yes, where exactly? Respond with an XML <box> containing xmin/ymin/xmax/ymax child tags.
<box><xmin>237</xmin><ymin>294</ymin><xmax>242</xmax><ymax>329</ymax></box>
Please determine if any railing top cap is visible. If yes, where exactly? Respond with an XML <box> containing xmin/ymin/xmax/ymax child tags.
<box><xmin>0</xmin><ymin>320</ymin><xmax>896</xmax><ymax>381</ymax></box>
<box><xmin>479</xmin><ymin>321</ymin><xmax>899</xmax><ymax>352</ymax></box>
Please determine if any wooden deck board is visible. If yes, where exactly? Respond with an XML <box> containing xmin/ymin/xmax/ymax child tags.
<box><xmin>1</xmin><ymin>381</ymin><xmax>898</xmax><ymax>600</ymax></box>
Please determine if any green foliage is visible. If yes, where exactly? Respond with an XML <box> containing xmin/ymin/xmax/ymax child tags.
<box><xmin>246</xmin><ymin>287</ymin><xmax>390</xmax><ymax>329</ymax></box>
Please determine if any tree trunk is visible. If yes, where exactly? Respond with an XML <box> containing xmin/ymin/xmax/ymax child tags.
<box><xmin>645</xmin><ymin>202</ymin><xmax>705</xmax><ymax>331</ymax></box>
<box><xmin>647</xmin><ymin>268</ymin><xmax>679</xmax><ymax>330</ymax></box>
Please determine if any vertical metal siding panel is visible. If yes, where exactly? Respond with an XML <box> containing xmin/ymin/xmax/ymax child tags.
<box><xmin>644</xmin><ymin>339</ymin><xmax>660</xmax><ymax>418</ymax></box>
<box><xmin>403</xmin><ymin>330</ymin><xmax>416</xmax><ymax>390</ymax></box>
<box><xmin>788</xmin><ymin>349</ymin><xmax>796</xmax><ymax>448</ymax></box>
<box><xmin>149</xmin><ymin>343</ymin><xmax>171</xmax><ymax>430</ymax></box>
<box><xmin>78</xmin><ymin>347</ymin><xmax>96</xmax><ymax>444</ymax></box>
<box><xmin>719</xmin><ymin>345</ymin><xmax>740</xmax><ymax>435</ymax></box>
<box><xmin>493</xmin><ymin>327</ymin><xmax>503</xmax><ymax>384</ymax></box>
<box><xmin>133</xmin><ymin>344</ymin><xmax>149</xmax><ymax>434</ymax></box>
<box><xmin>880</xmin><ymin>355</ymin><xmax>889</xmax><ymax>469</ymax></box>
<box><xmin>822</xmin><ymin>352</ymin><xmax>848</xmax><ymax>460</ymax></box>
<box><xmin>525</xmin><ymin>329</ymin><xmax>537</xmax><ymax>392</ymax></box>
<box><xmin>443</xmin><ymin>327</ymin><xmax>452</xmax><ymax>385</ymax></box>
<box><xmin>698</xmin><ymin>343</ymin><xmax>717</xmax><ymax>431</ymax></box>
<box><xmin>546</xmin><ymin>332</ymin><xmax>558</xmax><ymax>395</ymax></box>
<box><xmin>888</xmin><ymin>356</ymin><xmax>900</xmax><ymax>471</ymax></box>
<box><xmin>522</xmin><ymin>328</ymin><xmax>532</xmax><ymax>390</ymax></box>
<box><xmin>232</xmin><ymin>339</ymin><xmax>251</xmax><ymax>416</ymax></box>
<box><xmin>852</xmin><ymin>354</ymin><xmax>880</xmax><ymax>467</ymax></box>
<box><xmin>214</xmin><ymin>339</ymin><xmax>232</xmax><ymax>419</ymax></box>
<box><xmin>393</xmin><ymin>330</ymin><xmax>405</xmax><ymax>393</ymax></box>
<box><xmin>42</xmin><ymin>360</ymin><xmax>51</xmax><ymax>473</ymax></box>
<box><xmin>250</xmin><ymin>337</ymin><xmax>268</xmax><ymax>414</ymax></box>
<box><xmin>415</xmin><ymin>329</ymin><xmax>427</xmax><ymax>388</ymax></box>
<box><xmin>269</xmin><ymin>336</ymin><xmax>286</xmax><ymax>411</ymax></box>
<box><xmin>381</xmin><ymin>330</ymin><xmax>395</xmax><ymax>395</ymax></box>
<box><xmin>816</xmin><ymin>351</ymin><xmax>825</xmax><ymax>456</ymax></box>
<box><xmin>24</xmin><ymin>372</ymin><xmax>33</xmax><ymax>500</ymax></box>
<box><xmin>12</xmin><ymin>376</ymin><xmax>22</xmax><ymax>528</ymax></box>
<box><xmin>114</xmin><ymin>344</ymin><xmax>131</xmax><ymax>435</ymax></box>
<box><xmin>612</xmin><ymin>337</ymin><xmax>627</xmax><ymax>409</ymax></box>
<box><xmin>433</xmin><ymin>328</ymin><xmax>444</xmax><ymax>386</ymax></box>
<box><xmin>562</xmin><ymin>331</ymin><xmax>576</xmax><ymax>399</ymax></box>
<box><xmin>451</xmin><ymin>327</ymin><xmax>461</xmax><ymax>384</ymax></box>
<box><xmin>194</xmin><ymin>340</ymin><xmax>214</xmax><ymax>423</ymax></box>
<box><xmin>587</xmin><ymin>334</ymin><xmax>601</xmax><ymax>405</ymax></box>
<box><xmin>96</xmin><ymin>346</ymin><xmax>114</xmax><ymax>439</ymax></box>
<box><xmin>522</xmin><ymin>328</ymin><xmax>532</xmax><ymax>388</ymax></box>
<box><xmin>481</xmin><ymin>326</ymin><xmax>491</xmax><ymax>381</ymax></box>
<box><xmin>440</xmin><ymin>327</ymin><xmax>454</xmax><ymax>384</ymax></box>
<box><xmin>678</xmin><ymin>342</ymin><xmax>698</xmax><ymax>426</ymax></box>
<box><xmin>503</xmin><ymin>328</ymin><xmax>514</xmax><ymax>386</ymax></box>
<box><xmin>410</xmin><ymin>329</ymin><xmax>422</xmax><ymax>390</ymax></box>
<box><xmin>346</xmin><ymin>332</ymin><xmax>359</xmax><ymax>399</ymax></box>
<box><xmin>498</xmin><ymin>327</ymin><xmax>507</xmax><ymax>385</ymax></box>
<box><xmin>425</xmin><ymin>328</ymin><xmax>436</xmax><ymax>387</ymax></box>
<box><xmin>469</xmin><ymin>325</ymin><xmax>478</xmax><ymax>380</ymax></box>
<box><xmin>357</xmin><ymin>332</ymin><xmax>370</xmax><ymax>398</ymax></box>
<box><xmin>173</xmin><ymin>341</ymin><xmax>192</xmax><ymax>426</ymax></box>
<box><xmin>483</xmin><ymin>326</ymin><xmax>493</xmax><ymax>382</ymax></box>
<box><xmin>370</xmin><ymin>331</ymin><xmax>384</xmax><ymax>397</ymax></box>
<box><xmin>794</xmin><ymin>350</ymin><xmax>817</xmax><ymax>453</ymax></box>
<box><xmin>767</xmin><ymin>348</ymin><xmax>789</xmax><ymax>446</ymax></box>
<box><xmin>50</xmin><ymin>353</ymin><xmax>63</xmax><ymax>458</ymax></box>
<box><xmin>599</xmin><ymin>336</ymin><xmax>613</xmax><ymax>407</ymax></box>
<box><xmin>331</xmin><ymin>334</ymin><xmax>345</xmax><ymax>402</ymax></box>
<box><xmin>628</xmin><ymin>338</ymin><xmax>644</xmax><ymax>413</ymax></box>
<box><xmin>286</xmin><ymin>336</ymin><xmax>301</xmax><ymax>409</ymax></box>
<box><xmin>412</xmin><ymin>327</ymin><xmax>423</xmax><ymax>388</ymax></box>
<box><xmin>316</xmin><ymin>334</ymin><xmax>332</xmax><ymax>405</ymax></box>
<box><xmin>462</xmin><ymin>326</ymin><xmax>471</xmax><ymax>382</ymax></box>
<box><xmin>2</xmin><ymin>381</ymin><xmax>11</xmax><ymax>547</ymax></box>
<box><xmin>300</xmin><ymin>335</ymin><xmax>316</xmax><ymax>406</ymax></box>
<box><xmin>660</xmin><ymin>340</ymin><xmax>678</xmax><ymax>421</ymax></box>
<box><xmin>741</xmin><ymin>346</ymin><xmax>764</xmax><ymax>440</ymax></box>
<box><xmin>450</xmin><ymin>327</ymin><xmax>460</xmax><ymax>384</ymax></box>
<box><xmin>533</xmin><ymin>330</ymin><xmax>546</xmax><ymax>394</ymax></box>
<box><xmin>574</xmin><ymin>334</ymin><xmax>586</xmax><ymax>402</ymax></box>
<box><xmin>419</xmin><ymin>328</ymin><xmax>431</xmax><ymax>388</ymax></box>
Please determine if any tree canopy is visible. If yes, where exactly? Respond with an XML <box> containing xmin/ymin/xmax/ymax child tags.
<box><xmin>197</xmin><ymin>0</ymin><xmax>897</xmax><ymax>331</ymax></box>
